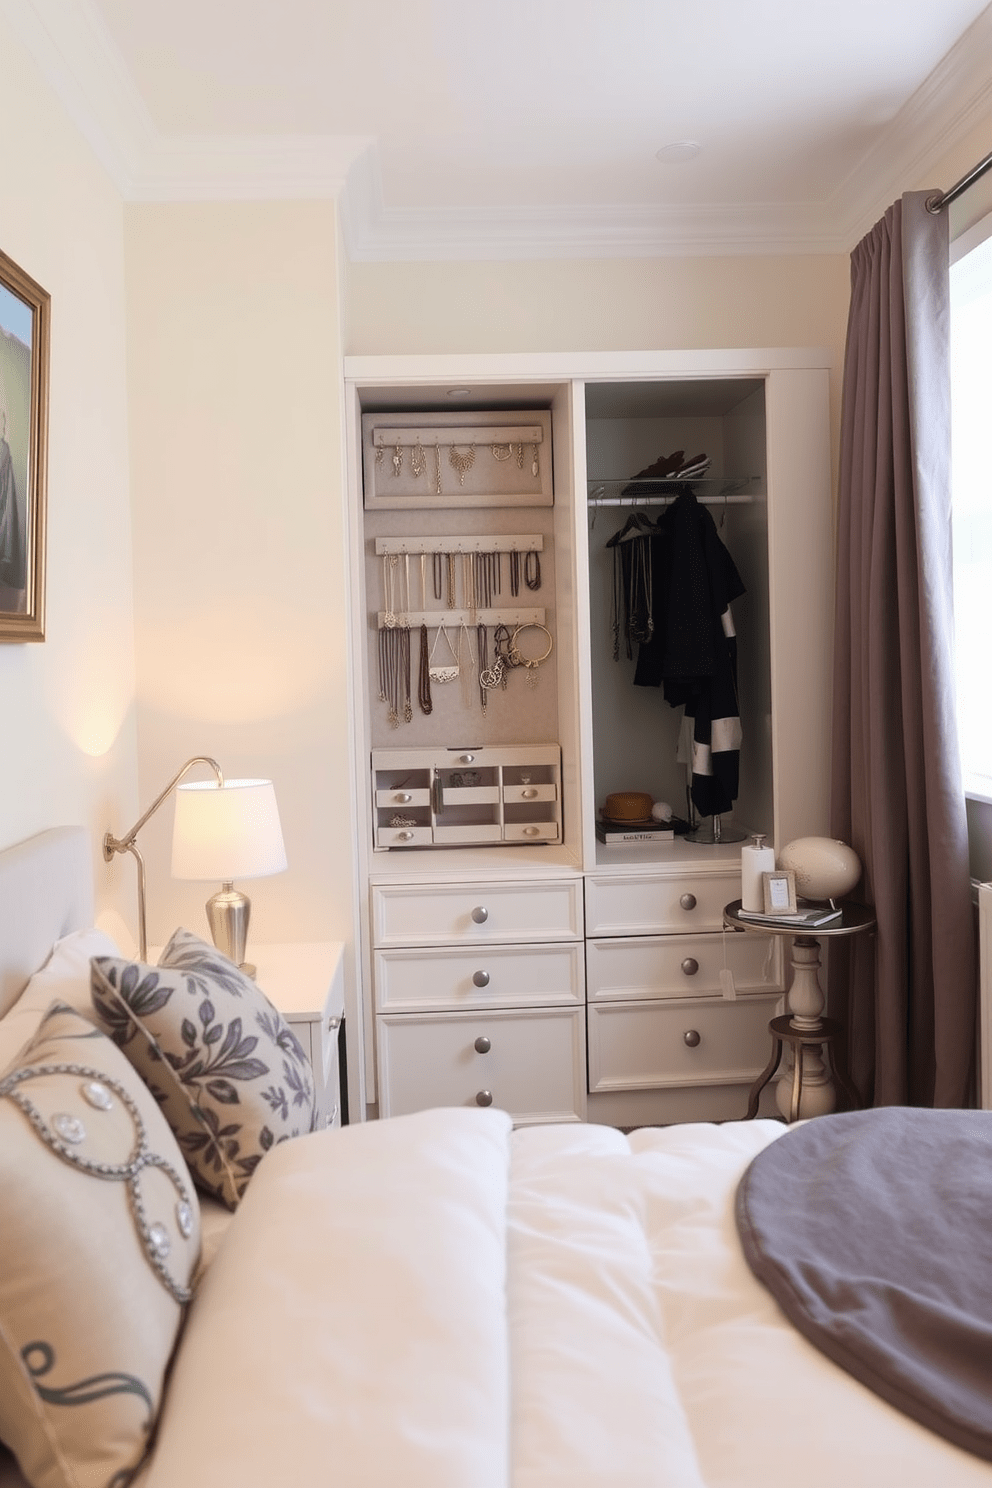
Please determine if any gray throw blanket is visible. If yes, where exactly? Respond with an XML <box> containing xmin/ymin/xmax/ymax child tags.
<box><xmin>736</xmin><ymin>1108</ymin><xmax>992</xmax><ymax>1462</ymax></box>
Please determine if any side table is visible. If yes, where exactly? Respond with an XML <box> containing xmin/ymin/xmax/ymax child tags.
<box><xmin>723</xmin><ymin>901</ymin><xmax>875</xmax><ymax>1121</ymax></box>
<box><xmin>150</xmin><ymin>939</ymin><xmax>347</xmax><ymax>1128</ymax></box>
<box><xmin>250</xmin><ymin>942</ymin><xmax>347</xmax><ymax>1129</ymax></box>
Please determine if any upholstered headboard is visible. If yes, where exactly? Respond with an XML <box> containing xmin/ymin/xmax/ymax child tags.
<box><xmin>0</xmin><ymin>827</ymin><xmax>93</xmax><ymax>1017</ymax></box>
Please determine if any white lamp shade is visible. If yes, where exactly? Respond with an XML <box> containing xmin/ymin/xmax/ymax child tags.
<box><xmin>171</xmin><ymin>779</ymin><xmax>287</xmax><ymax>882</ymax></box>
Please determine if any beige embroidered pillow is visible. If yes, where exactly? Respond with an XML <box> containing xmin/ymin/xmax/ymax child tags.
<box><xmin>0</xmin><ymin>1001</ymin><xmax>200</xmax><ymax>1488</ymax></box>
<box><xmin>91</xmin><ymin>928</ymin><xmax>316</xmax><ymax>1209</ymax></box>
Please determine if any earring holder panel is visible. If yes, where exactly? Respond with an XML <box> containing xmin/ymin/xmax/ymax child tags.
<box><xmin>362</xmin><ymin>409</ymin><xmax>553</xmax><ymax>509</ymax></box>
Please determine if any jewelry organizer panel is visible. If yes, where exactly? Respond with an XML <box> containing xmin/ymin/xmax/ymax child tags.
<box><xmin>363</xmin><ymin>409</ymin><xmax>554</xmax><ymax>508</ymax></box>
<box><xmin>365</xmin><ymin>504</ymin><xmax>559</xmax><ymax>751</ymax></box>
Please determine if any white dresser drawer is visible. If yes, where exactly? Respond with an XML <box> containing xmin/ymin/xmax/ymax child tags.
<box><xmin>371</xmin><ymin>878</ymin><xmax>583</xmax><ymax>947</ymax></box>
<box><xmin>375</xmin><ymin>941</ymin><xmax>584</xmax><ymax>1012</ymax></box>
<box><xmin>588</xmin><ymin>994</ymin><xmax>781</xmax><ymax>1092</ymax></box>
<box><xmin>586</xmin><ymin>931</ymin><xmax>783</xmax><ymax>1003</ymax></box>
<box><xmin>377</xmin><ymin>1007</ymin><xmax>586</xmax><ymax>1123</ymax></box>
<box><xmin>585</xmin><ymin>871</ymin><xmax>740</xmax><ymax>937</ymax></box>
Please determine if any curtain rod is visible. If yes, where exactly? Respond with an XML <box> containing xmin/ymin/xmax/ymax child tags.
<box><xmin>926</xmin><ymin>147</ymin><xmax>992</xmax><ymax>214</ymax></box>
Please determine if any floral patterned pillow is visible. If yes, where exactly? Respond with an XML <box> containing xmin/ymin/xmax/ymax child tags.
<box><xmin>91</xmin><ymin>929</ymin><xmax>316</xmax><ymax>1209</ymax></box>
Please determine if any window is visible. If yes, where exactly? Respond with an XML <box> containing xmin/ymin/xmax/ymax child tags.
<box><xmin>950</xmin><ymin>213</ymin><xmax>992</xmax><ymax>802</ymax></box>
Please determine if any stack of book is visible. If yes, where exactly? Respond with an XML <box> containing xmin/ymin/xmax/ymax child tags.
<box><xmin>736</xmin><ymin>902</ymin><xmax>842</xmax><ymax>928</ymax></box>
<box><xmin>595</xmin><ymin>816</ymin><xmax>691</xmax><ymax>845</ymax></box>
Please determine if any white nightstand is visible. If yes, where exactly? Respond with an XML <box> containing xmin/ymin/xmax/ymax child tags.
<box><xmin>250</xmin><ymin>943</ymin><xmax>347</xmax><ymax>1129</ymax></box>
<box><xmin>150</xmin><ymin>940</ymin><xmax>347</xmax><ymax>1129</ymax></box>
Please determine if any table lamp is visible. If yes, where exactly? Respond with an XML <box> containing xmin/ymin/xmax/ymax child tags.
<box><xmin>104</xmin><ymin>755</ymin><xmax>225</xmax><ymax>962</ymax></box>
<box><xmin>171</xmin><ymin>777</ymin><xmax>287</xmax><ymax>975</ymax></box>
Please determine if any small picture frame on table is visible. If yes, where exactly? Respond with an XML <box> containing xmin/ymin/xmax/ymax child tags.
<box><xmin>762</xmin><ymin>869</ymin><xmax>797</xmax><ymax>916</ymax></box>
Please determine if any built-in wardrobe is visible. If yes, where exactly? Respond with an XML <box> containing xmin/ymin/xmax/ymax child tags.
<box><xmin>341</xmin><ymin>350</ymin><xmax>833</xmax><ymax>1128</ymax></box>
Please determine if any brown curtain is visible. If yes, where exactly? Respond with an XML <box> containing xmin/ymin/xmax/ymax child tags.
<box><xmin>830</xmin><ymin>190</ymin><xmax>975</xmax><ymax>1108</ymax></box>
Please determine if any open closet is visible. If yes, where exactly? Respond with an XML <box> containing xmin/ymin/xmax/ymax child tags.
<box><xmin>342</xmin><ymin>350</ymin><xmax>833</xmax><ymax>1128</ymax></box>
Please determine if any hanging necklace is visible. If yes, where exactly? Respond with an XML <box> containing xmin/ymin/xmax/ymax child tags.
<box><xmin>449</xmin><ymin>444</ymin><xmax>476</xmax><ymax>486</ymax></box>
<box><xmin>417</xmin><ymin>624</ymin><xmax>432</xmax><ymax>714</ymax></box>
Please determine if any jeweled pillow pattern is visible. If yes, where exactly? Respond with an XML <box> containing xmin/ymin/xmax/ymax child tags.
<box><xmin>0</xmin><ymin>1000</ymin><xmax>200</xmax><ymax>1488</ymax></box>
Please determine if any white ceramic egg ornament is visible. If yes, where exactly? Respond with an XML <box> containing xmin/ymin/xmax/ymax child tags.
<box><xmin>777</xmin><ymin>837</ymin><xmax>861</xmax><ymax>902</ymax></box>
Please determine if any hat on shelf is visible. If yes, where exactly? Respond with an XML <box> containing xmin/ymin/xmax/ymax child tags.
<box><xmin>602</xmin><ymin>791</ymin><xmax>655</xmax><ymax>823</ymax></box>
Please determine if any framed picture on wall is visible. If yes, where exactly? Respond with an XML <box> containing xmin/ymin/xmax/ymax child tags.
<box><xmin>0</xmin><ymin>247</ymin><xmax>49</xmax><ymax>642</ymax></box>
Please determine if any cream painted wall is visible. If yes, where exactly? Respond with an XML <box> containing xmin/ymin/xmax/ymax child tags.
<box><xmin>0</xmin><ymin>10</ymin><xmax>138</xmax><ymax>937</ymax></box>
<box><xmin>344</xmin><ymin>254</ymin><xmax>851</xmax><ymax>455</ymax></box>
<box><xmin>123</xmin><ymin>202</ymin><xmax>359</xmax><ymax>964</ymax></box>
<box><xmin>345</xmin><ymin>254</ymin><xmax>850</xmax><ymax>359</ymax></box>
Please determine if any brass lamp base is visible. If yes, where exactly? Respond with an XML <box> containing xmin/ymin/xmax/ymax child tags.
<box><xmin>205</xmin><ymin>882</ymin><xmax>255</xmax><ymax>976</ymax></box>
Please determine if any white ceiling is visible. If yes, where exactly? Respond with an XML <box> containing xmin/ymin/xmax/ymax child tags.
<box><xmin>7</xmin><ymin>0</ymin><xmax>992</xmax><ymax>258</ymax></box>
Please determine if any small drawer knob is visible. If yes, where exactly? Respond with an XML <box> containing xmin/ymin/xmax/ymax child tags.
<box><xmin>474</xmin><ymin>1035</ymin><xmax>492</xmax><ymax>1054</ymax></box>
<box><xmin>460</xmin><ymin>753</ymin><xmax>476</xmax><ymax>764</ymax></box>
<box><xmin>680</xmin><ymin>892</ymin><xmax>697</xmax><ymax>911</ymax></box>
<box><xmin>397</xmin><ymin>831</ymin><xmax>414</xmax><ymax>842</ymax></box>
<box><xmin>472</xmin><ymin>970</ymin><xmax>490</xmax><ymax>988</ymax></box>
<box><xmin>683</xmin><ymin>1029</ymin><xmax>701</xmax><ymax>1048</ymax></box>
<box><xmin>522</xmin><ymin>787</ymin><xmax>538</xmax><ymax>799</ymax></box>
<box><xmin>395</xmin><ymin>792</ymin><xmax>412</xmax><ymax>803</ymax></box>
<box><xmin>471</xmin><ymin>905</ymin><xmax>489</xmax><ymax>924</ymax></box>
<box><xmin>681</xmin><ymin>957</ymin><xmax>699</xmax><ymax>977</ymax></box>
<box><xmin>523</xmin><ymin>826</ymin><xmax>539</xmax><ymax>836</ymax></box>
<box><xmin>476</xmin><ymin>1089</ymin><xmax>494</xmax><ymax>1107</ymax></box>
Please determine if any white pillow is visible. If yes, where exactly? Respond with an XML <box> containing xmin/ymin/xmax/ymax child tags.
<box><xmin>0</xmin><ymin>928</ymin><xmax>120</xmax><ymax>1069</ymax></box>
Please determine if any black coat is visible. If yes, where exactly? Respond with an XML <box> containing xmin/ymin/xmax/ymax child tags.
<box><xmin>632</xmin><ymin>490</ymin><xmax>745</xmax><ymax>817</ymax></box>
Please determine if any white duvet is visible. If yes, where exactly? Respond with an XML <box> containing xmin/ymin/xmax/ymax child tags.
<box><xmin>140</xmin><ymin>1110</ymin><xmax>992</xmax><ymax>1488</ymax></box>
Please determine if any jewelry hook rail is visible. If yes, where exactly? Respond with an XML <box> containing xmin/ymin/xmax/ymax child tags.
<box><xmin>374</xmin><ymin>535</ymin><xmax>544</xmax><ymax>555</ymax></box>
<box><xmin>375</xmin><ymin>608</ymin><xmax>546</xmax><ymax>629</ymax></box>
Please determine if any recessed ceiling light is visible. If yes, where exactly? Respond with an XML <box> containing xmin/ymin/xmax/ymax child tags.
<box><xmin>447</xmin><ymin>387</ymin><xmax>471</xmax><ymax>398</ymax></box>
<box><xmin>656</xmin><ymin>140</ymin><xmax>702</xmax><ymax>165</ymax></box>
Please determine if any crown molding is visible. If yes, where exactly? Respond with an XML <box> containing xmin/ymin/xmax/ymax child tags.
<box><xmin>822</xmin><ymin>1</ymin><xmax>992</xmax><ymax>248</ymax></box>
<box><xmin>5</xmin><ymin>0</ymin><xmax>992</xmax><ymax>256</ymax></box>
<box><xmin>1</xmin><ymin>0</ymin><xmax>366</xmax><ymax>199</ymax></box>
<box><xmin>338</xmin><ymin>146</ymin><xmax>857</xmax><ymax>259</ymax></box>
<box><xmin>0</xmin><ymin>0</ymin><xmax>152</xmax><ymax>189</ymax></box>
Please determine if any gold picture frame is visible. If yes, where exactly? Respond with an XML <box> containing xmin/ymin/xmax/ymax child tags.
<box><xmin>762</xmin><ymin>869</ymin><xmax>798</xmax><ymax>915</ymax></box>
<box><xmin>0</xmin><ymin>247</ymin><xmax>49</xmax><ymax>642</ymax></box>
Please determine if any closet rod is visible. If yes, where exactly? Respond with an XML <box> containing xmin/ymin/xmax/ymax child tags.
<box><xmin>926</xmin><ymin>147</ymin><xmax>992</xmax><ymax>213</ymax></box>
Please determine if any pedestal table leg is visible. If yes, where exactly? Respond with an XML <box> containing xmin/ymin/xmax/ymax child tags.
<box><xmin>775</xmin><ymin>935</ymin><xmax>837</xmax><ymax>1120</ymax></box>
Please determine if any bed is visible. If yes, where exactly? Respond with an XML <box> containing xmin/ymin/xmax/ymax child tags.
<box><xmin>0</xmin><ymin>826</ymin><xmax>990</xmax><ymax>1488</ymax></box>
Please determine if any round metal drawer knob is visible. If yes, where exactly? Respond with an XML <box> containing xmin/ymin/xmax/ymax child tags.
<box><xmin>681</xmin><ymin>957</ymin><xmax>699</xmax><ymax>976</ymax></box>
<box><xmin>397</xmin><ymin>831</ymin><xmax>414</xmax><ymax>842</ymax></box>
<box><xmin>460</xmin><ymin>753</ymin><xmax>476</xmax><ymax>764</ymax></box>
<box><xmin>523</xmin><ymin>826</ymin><xmax>539</xmax><ymax>836</ymax></box>
<box><xmin>474</xmin><ymin>1036</ymin><xmax>492</xmax><ymax>1054</ymax></box>
<box><xmin>476</xmin><ymin>1089</ymin><xmax>494</xmax><ymax>1107</ymax></box>
<box><xmin>471</xmin><ymin>906</ymin><xmax>489</xmax><ymax>924</ymax></box>
<box><xmin>395</xmin><ymin>792</ymin><xmax>412</xmax><ymax>803</ymax></box>
<box><xmin>680</xmin><ymin>893</ymin><xmax>697</xmax><ymax>911</ymax></box>
<box><xmin>683</xmin><ymin>1029</ymin><xmax>701</xmax><ymax>1048</ymax></box>
<box><xmin>472</xmin><ymin>970</ymin><xmax>490</xmax><ymax>988</ymax></box>
<box><xmin>522</xmin><ymin>787</ymin><xmax>538</xmax><ymax>799</ymax></box>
